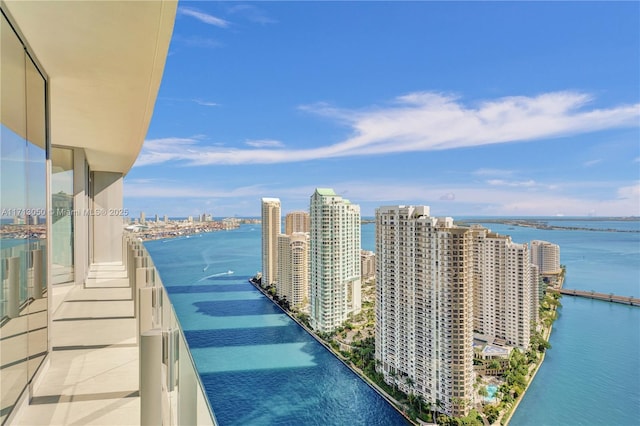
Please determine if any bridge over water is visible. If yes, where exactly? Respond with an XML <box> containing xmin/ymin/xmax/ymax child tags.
<box><xmin>555</xmin><ymin>288</ymin><xmax>639</xmax><ymax>306</ymax></box>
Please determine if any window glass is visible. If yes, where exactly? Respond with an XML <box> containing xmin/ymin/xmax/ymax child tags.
<box><xmin>0</xmin><ymin>11</ymin><xmax>29</xmax><ymax>422</ymax></box>
<box><xmin>52</xmin><ymin>147</ymin><xmax>74</xmax><ymax>284</ymax></box>
<box><xmin>0</xmin><ymin>11</ymin><xmax>48</xmax><ymax>422</ymax></box>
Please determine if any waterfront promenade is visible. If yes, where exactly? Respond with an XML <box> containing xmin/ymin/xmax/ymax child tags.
<box><xmin>555</xmin><ymin>288</ymin><xmax>639</xmax><ymax>306</ymax></box>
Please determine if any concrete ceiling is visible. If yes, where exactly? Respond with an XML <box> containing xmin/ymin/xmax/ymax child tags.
<box><xmin>2</xmin><ymin>0</ymin><xmax>177</xmax><ymax>174</ymax></box>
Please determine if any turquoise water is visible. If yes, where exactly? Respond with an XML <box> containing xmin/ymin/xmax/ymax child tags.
<box><xmin>485</xmin><ymin>385</ymin><xmax>497</xmax><ymax>403</ymax></box>
<box><xmin>365</xmin><ymin>221</ymin><xmax>640</xmax><ymax>425</ymax></box>
<box><xmin>145</xmin><ymin>227</ymin><xmax>408</xmax><ymax>426</ymax></box>
<box><xmin>147</xmin><ymin>220</ymin><xmax>640</xmax><ymax>426</ymax></box>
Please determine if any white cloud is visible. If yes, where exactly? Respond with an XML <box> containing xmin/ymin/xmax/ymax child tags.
<box><xmin>472</xmin><ymin>168</ymin><xmax>515</xmax><ymax>177</ymax></box>
<box><xmin>583</xmin><ymin>159</ymin><xmax>603</xmax><ymax>167</ymax></box>
<box><xmin>245</xmin><ymin>139</ymin><xmax>285</xmax><ymax>148</ymax></box>
<box><xmin>228</xmin><ymin>5</ymin><xmax>277</xmax><ymax>24</ymax></box>
<box><xmin>617</xmin><ymin>182</ymin><xmax>640</xmax><ymax>200</ymax></box>
<box><xmin>486</xmin><ymin>179</ymin><xmax>537</xmax><ymax>188</ymax></box>
<box><xmin>173</xmin><ymin>35</ymin><xmax>222</xmax><ymax>49</ymax></box>
<box><xmin>124</xmin><ymin>180</ymin><xmax>267</xmax><ymax>199</ymax></box>
<box><xmin>178</xmin><ymin>7</ymin><xmax>229</xmax><ymax>28</ymax></box>
<box><xmin>439</xmin><ymin>192</ymin><xmax>456</xmax><ymax>201</ymax></box>
<box><xmin>124</xmin><ymin>178</ymin><xmax>640</xmax><ymax>217</ymax></box>
<box><xmin>193</xmin><ymin>99</ymin><xmax>219</xmax><ymax>107</ymax></box>
<box><xmin>135</xmin><ymin>91</ymin><xmax>640</xmax><ymax>166</ymax></box>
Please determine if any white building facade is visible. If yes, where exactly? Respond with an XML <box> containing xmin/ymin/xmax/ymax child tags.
<box><xmin>472</xmin><ymin>227</ymin><xmax>536</xmax><ymax>349</ymax></box>
<box><xmin>375</xmin><ymin>206</ymin><xmax>474</xmax><ymax>417</ymax></box>
<box><xmin>530</xmin><ymin>240</ymin><xmax>561</xmax><ymax>274</ymax></box>
<box><xmin>309</xmin><ymin>188</ymin><xmax>361</xmax><ymax>332</ymax></box>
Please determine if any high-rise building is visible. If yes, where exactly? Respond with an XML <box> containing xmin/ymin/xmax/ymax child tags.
<box><xmin>277</xmin><ymin>232</ymin><xmax>310</xmax><ymax>308</ymax></box>
<box><xmin>472</xmin><ymin>226</ymin><xmax>535</xmax><ymax>349</ymax></box>
<box><xmin>309</xmin><ymin>188</ymin><xmax>361</xmax><ymax>332</ymax></box>
<box><xmin>140</xmin><ymin>211</ymin><xmax>146</xmax><ymax>224</ymax></box>
<box><xmin>261</xmin><ymin>197</ymin><xmax>281</xmax><ymax>287</ymax></box>
<box><xmin>361</xmin><ymin>250</ymin><xmax>376</xmax><ymax>280</ymax></box>
<box><xmin>285</xmin><ymin>210</ymin><xmax>310</xmax><ymax>234</ymax></box>
<box><xmin>375</xmin><ymin>205</ymin><xmax>474</xmax><ymax>417</ymax></box>
<box><xmin>530</xmin><ymin>240</ymin><xmax>561</xmax><ymax>274</ymax></box>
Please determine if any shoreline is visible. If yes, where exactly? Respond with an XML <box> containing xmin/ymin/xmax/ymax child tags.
<box><xmin>456</xmin><ymin>218</ymin><xmax>639</xmax><ymax>234</ymax></box>
<box><xmin>248</xmin><ymin>278</ymin><xmax>416</xmax><ymax>425</ymax></box>
<box><xmin>502</xmin><ymin>275</ymin><xmax>564</xmax><ymax>425</ymax></box>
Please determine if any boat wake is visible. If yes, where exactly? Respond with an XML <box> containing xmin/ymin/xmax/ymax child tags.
<box><xmin>198</xmin><ymin>270</ymin><xmax>234</xmax><ymax>281</ymax></box>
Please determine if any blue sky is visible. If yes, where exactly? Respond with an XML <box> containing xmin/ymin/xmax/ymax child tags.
<box><xmin>124</xmin><ymin>1</ymin><xmax>640</xmax><ymax>218</ymax></box>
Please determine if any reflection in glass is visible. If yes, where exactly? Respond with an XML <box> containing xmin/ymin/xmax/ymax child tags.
<box><xmin>52</xmin><ymin>148</ymin><xmax>74</xmax><ymax>284</ymax></box>
<box><xmin>1</xmin><ymin>11</ymin><xmax>29</xmax><ymax>422</ymax></box>
<box><xmin>26</xmin><ymin>54</ymin><xmax>47</xmax><ymax>380</ymax></box>
<box><xmin>0</xmin><ymin>11</ymin><xmax>48</xmax><ymax>422</ymax></box>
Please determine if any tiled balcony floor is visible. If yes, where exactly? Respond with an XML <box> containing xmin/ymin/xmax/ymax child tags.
<box><xmin>15</xmin><ymin>263</ymin><xmax>140</xmax><ymax>426</ymax></box>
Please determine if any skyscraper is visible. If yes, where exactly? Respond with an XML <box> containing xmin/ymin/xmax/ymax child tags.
<box><xmin>277</xmin><ymin>232</ymin><xmax>310</xmax><ymax>308</ymax></box>
<box><xmin>472</xmin><ymin>226</ymin><xmax>536</xmax><ymax>349</ymax></box>
<box><xmin>375</xmin><ymin>206</ymin><xmax>474</xmax><ymax>417</ymax></box>
<box><xmin>261</xmin><ymin>197</ymin><xmax>281</xmax><ymax>287</ymax></box>
<box><xmin>530</xmin><ymin>240</ymin><xmax>561</xmax><ymax>274</ymax></box>
<box><xmin>309</xmin><ymin>188</ymin><xmax>361</xmax><ymax>332</ymax></box>
<box><xmin>285</xmin><ymin>210</ymin><xmax>310</xmax><ymax>234</ymax></box>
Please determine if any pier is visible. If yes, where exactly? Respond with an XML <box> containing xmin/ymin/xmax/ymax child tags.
<box><xmin>555</xmin><ymin>288</ymin><xmax>639</xmax><ymax>306</ymax></box>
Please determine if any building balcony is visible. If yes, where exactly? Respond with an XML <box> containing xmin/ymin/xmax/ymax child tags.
<box><xmin>8</xmin><ymin>236</ymin><xmax>216</xmax><ymax>425</ymax></box>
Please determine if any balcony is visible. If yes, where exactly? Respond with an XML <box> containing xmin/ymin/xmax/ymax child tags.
<box><xmin>11</xmin><ymin>236</ymin><xmax>216</xmax><ymax>425</ymax></box>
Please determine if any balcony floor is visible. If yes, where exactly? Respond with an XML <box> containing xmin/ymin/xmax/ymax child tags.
<box><xmin>14</xmin><ymin>263</ymin><xmax>140</xmax><ymax>425</ymax></box>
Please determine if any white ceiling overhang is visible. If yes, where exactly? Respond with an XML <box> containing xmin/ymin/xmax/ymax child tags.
<box><xmin>2</xmin><ymin>0</ymin><xmax>177</xmax><ymax>174</ymax></box>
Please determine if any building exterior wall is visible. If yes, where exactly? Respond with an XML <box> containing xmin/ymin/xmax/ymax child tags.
<box><xmin>285</xmin><ymin>211</ymin><xmax>310</xmax><ymax>235</ymax></box>
<box><xmin>473</xmin><ymin>229</ymin><xmax>535</xmax><ymax>349</ymax></box>
<box><xmin>261</xmin><ymin>198</ymin><xmax>281</xmax><ymax>287</ymax></box>
<box><xmin>530</xmin><ymin>240</ymin><xmax>561</xmax><ymax>274</ymax></box>
<box><xmin>0</xmin><ymin>2</ymin><xmax>178</xmax><ymax>423</ymax></box>
<box><xmin>361</xmin><ymin>250</ymin><xmax>376</xmax><ymax>279</ymax></box>
<box><xmin>309</xmin><ymin>188</ymin><xmax>361</xmax><ymax>332</ymax></box>
<box><xmin>277</xmin><ymin>232</ymin><xmax>309</xmax><ymax>308</ymax></box>
<box><xmin>374</xmin><ymin>206</ymin><xmax>474</xmax><ymax>417</ymax></box>
<box><xmin>92</xmin><ymin>171</ymin><xmax>124</xmax><ymax>263</ymax></box>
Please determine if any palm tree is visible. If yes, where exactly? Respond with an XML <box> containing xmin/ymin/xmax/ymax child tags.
<box><xmin>415</xmin><ymin>394</ymin><xmax>425</xmax><ymax>417</ymax></box>
<box><xmin>405</xmin><ymin>376</ymin><xmax>415</xmax><ymax>393</ymax></box>
<box><xmin>389</xmin><ymin>370</ymin><xmax>398</xmax><ymax>394</ymax></box>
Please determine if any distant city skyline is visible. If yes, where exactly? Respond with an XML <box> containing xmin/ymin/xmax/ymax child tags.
<box><xmin>124</xmin><ymin>2</ymin><xmax>640</xmax><ymax>218</ymax></box>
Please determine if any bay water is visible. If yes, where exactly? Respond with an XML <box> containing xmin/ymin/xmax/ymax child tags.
<box><xmin>146</xmin><ymin>219</ymin><xmax>640</xmax><ymax>425</ymax></box>
<box><xmin>145</xmin><ymin>226</ymin><xmax>408</xmax><ymax>426</ymax></box>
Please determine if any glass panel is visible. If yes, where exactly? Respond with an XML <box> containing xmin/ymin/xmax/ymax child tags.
<box><xmin>51</xmin><ymin>147</ymin><xmax>74</xmax><ymax>284</ymax></box>
<box><xmin>128</xmin><ymin>236</ymin><xmax>216</xmax><ymax>425</ymax></box>
<box><xmin>25</xmin><ymin>55</ymin><xmax>47</xmax><ymax>379</ymax></box>
<box><xmin>0</xmin><ymin>11</ymin><xmax>29</xmax><ymax>423</ymax></box>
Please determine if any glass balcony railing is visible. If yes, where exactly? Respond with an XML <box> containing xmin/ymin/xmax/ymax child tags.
<box><xmin>124</xmin><ymin>234</ymin><xmax>217</xmax><ymax>426</ymax></box>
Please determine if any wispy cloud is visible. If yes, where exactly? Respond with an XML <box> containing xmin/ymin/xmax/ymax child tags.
<box><xmin>124</xmin><ymin>177</ymin><xmax>640</xmax><ymax>217</ymax></box>
<box><xmin>135</xmin><ymin>91</ymin><xmax>640</xmax><ymax>167</ymax></box>
<box><xmin>486</xmin><ymin>179</ymin><xmax>537</xmax><ymax>188</ymax></box>
<box><xmin>228</xmin><ymin>4</ymin><xmax>277</xmax><ymax>24</ymax></box>
<box><xmin>178</xmin><ymin>7</ymin><xmax>229</xmax><ymax>28</ymax></box>
<box><xmin>193</xmin><ymin>99</ymin><xmax>219</xmax><ymax>107</ymax></box>
<box><xmin>583</xmin><ymin>159</ymin><xmax>602</xmax><ymax>167</ymax></box>
<box><xmin>439</xmin><ymin>192</ymin><xmax>456</xmax><ymax>201</ymax></box>
<box><xmin>245</xmin><ymin>139</ymin><xmax>285</xmax><ymax>148</ymax></box>
<box><xmin>473</xmin><ymin>168</ymin><xmax>515</xmax><ymax>177</ymax></box>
